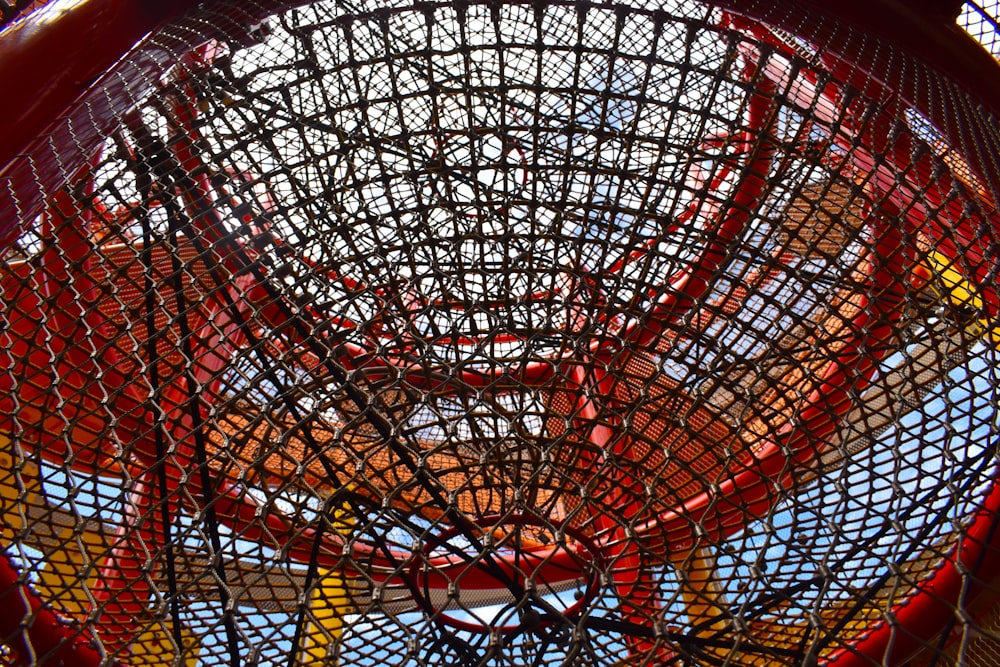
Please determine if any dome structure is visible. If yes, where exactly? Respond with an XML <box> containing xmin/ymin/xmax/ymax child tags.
<box><xmin>1</xmin><ymin>1</ymin><xmax>1000</xmax><ymax>665</ymax></box>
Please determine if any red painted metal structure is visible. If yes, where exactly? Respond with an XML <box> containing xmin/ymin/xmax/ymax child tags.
<box><xmin>1</xmin><ymin>1</ymin><xmax>999</xmax><ymax>666</ymax></box>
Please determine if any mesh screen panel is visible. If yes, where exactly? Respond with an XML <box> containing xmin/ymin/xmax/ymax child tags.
<box><xmin>961</xmin><ymin>2</ymin><xmax>1000</xmax><ymax>59</ymax></box>
<box><xmin>1</xmin><ymin>1</ymin><xmax>1000</xmax><ymax>666</ymax></box>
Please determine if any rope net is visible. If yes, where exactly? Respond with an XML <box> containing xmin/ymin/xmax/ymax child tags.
<box><xmin>1</xmin><ymin>1</ymin><xmax>999</xmax><ymax>665</ymax></box>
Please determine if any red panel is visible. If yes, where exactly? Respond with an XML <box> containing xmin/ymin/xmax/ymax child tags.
<box><xmin>0</xmin><ymin>0</ymin><xmax>201</xmax><ymax>168</ymax></box>
<box><xmin>0</xmin><ymin>552</ymin><xmax>108</xmax><ymax>666</ymax></box>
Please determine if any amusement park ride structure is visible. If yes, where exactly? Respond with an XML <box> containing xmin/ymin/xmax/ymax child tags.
<box><xmin>1</xmin><ymin>1</ymin><xmax>1000</xmax><ymax>665</ymax></box>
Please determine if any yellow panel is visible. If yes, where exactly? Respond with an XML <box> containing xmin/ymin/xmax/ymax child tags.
<box><xmin>0</xmin><ymin>433</ymin><xmax>41</xmax><ymax>537</ymax></box>
<box><xmin>676</xmin><ymin>547</ymin><xmax>729</xmax><ymax>635</ymax></box>
<box><xmin>1</xmin><ymin>433</ymin><xmax>198</xmax><ymax>664</ymax></box>
<box><xmin>33</xmin><ymin>525</ymin><xmax>106</xmax><ymax>616</ymax></box>
<box><xmin>302</xmin><ymin>504</ymin><xmax>355</xmax><ymax>665</ymax></box>
<box><xmin>927</xmin><ymin>251</ymin><xmax>1000</xmax><ymax>345</ymax></box>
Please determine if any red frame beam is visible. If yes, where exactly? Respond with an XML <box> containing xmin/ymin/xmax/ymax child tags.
<box><xmin>0</xmin><ymin>0</ymin><xmax>201</xmax><ymax>221</ymax></box>
<box><xmin>0</xmin><ymin>0</ymin><xmax>196</xmax><ymax>166</ymax></box>
<box><xmin>0</xmin><ymin>552</ymin><xmax>109</xmax><ymax>666</ymax></box>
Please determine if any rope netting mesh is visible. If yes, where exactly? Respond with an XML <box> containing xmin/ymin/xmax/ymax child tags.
<box><xmin>1</xmin><ymin>1</ymin><xmax>1000</xmax><ymax>665</ymax></box>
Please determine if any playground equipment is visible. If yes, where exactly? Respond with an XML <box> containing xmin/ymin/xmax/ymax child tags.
<box><xmin>1</xmin><ymin>0</ymin><xmax>1000</xmax><ymax>665</ymax></box>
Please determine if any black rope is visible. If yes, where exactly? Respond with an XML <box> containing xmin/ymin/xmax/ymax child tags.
<box><xmin>126</xmin><ymin>116</ymin><xmax>522</xmax><ymax>660</ymax></box>
<box><xmin>132</xmin><ymin>134</ymin><xmax>244</xmax><ymax>667</ymax></box>
<box><xmin>130</xmin><ymin>131</ymin><xmax>187</xmax><ymax>659</ymax></box>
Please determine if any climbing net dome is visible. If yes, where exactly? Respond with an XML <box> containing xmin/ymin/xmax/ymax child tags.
<box><xmin>1</xmin><ymin>1</ymin><xmax>1000</xmax><ymax>665</ymax></box>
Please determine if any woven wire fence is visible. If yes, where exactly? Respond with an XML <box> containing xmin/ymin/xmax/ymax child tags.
<box><xmin>1</xmin><ymin>1</ymin><xmax>1000</xmax><ymax>666</ymax></box>
<box><xmin>961</xmin><ymin>1</ymin><xmax>1000</xmax><ymax>59</ymax></box>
